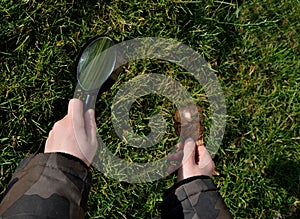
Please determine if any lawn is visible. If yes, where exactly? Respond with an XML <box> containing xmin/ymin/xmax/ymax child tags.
<box><xmin>0</xmin><ymin>0</ymin><xmax>299</xmax><ymax>218</ymax></box>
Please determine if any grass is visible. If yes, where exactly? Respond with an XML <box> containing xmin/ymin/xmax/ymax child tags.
<box><xmin>1</xmin><ymin>0</ymin><xmax>299</xmax><ymax>218</ymax></box>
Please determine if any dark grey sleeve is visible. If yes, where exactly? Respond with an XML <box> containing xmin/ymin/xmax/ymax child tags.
<box><xmin>161</xmin><ymin>176</ymin><xmax>232</xmax><ymax>219</ymax></box>
<box><xmin>0</xmin><ymin>153</ymin><xmax>92</xmax><ymax>219</ymax></box>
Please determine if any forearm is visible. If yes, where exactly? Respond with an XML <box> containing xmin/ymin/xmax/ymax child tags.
<box><xmin>161</xmin><ymin>176</ymin><xmax>232</xmax><ymax>219</ymax></box>
<box><xmin>0</xmin><ymin>153</ymin><xmax>92</xmax><ymax>219</ymax></box>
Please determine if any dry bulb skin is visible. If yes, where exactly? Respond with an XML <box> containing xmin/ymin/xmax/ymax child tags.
<box><xmin>174</xmin><ymin>104</ymin><xmax>220</xmax><ymax>176</ymax></box>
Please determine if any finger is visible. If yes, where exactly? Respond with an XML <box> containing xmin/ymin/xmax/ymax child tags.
<box><xmin>68</xmin><ymin>98</ymin><xmax>83</xmax><ymax>116</ymax></box>
<box><xmin>177</xmin><ymin>142</ymin><xmax>184</xmax><ymax>150</ymax></box>
<box><xmin>69</xmin><ymin>99</ymin><xmax>85</xmax><ymax>134</ymax></box>
<box><xmin>182</xmin><ymin>138</ymin><xmax>196</xmax><ymax>168</ymax></box>
<box><xmin>197</xmin><ymin>145</ymin><xmax>214</xmax><ymax>169</ymax></box>
<box><xmin>167</xmin><ymin>142</ymin><xmax>184</xmax><ymax>161</ymax></box>
<box><xmin>84</xmin><ymin>109</ymin><xmax>97</xmax><ymax>142</ymax></box>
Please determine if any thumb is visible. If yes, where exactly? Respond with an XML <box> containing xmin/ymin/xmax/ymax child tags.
<box><xmin>68</xmin><ymin>99</ymin><xmax>85</xmax><ymax>133</ymax></box>
<box><xmin>181</xmin><ymin>138</ymin><xmax>196</xmax><ymax>169</ymax></box>
<box><xmin>68</xmin><ymin>98</ymin><xmax>83</xmax><ymax>116</ymax></box>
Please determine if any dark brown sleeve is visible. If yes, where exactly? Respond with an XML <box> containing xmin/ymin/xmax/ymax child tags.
<box><xmin>0</xmin><ymin>153</ymin><xmax>92</xmax><ymax>219</ymax></box>
<box><xmin>161</xmin><ymin>176</ymin><xmax>232</xmax><ymax>219</ymax></box>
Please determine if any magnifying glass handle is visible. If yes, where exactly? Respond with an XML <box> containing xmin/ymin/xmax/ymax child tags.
<box><xmin>74</xmin><ymin>84</ymin><xmax>99</xmax><ymax>112</ymax></box>
<box><xmin>83</xmin><ymin>93</ymin><xmax>97</xmax><ymax>112</ymax></box>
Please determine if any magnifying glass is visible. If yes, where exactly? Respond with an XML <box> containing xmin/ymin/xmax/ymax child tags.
<box><xmin>74</xmin><ymin>36</ymin><xmax>117</xmax><ymax>112</ymax></box>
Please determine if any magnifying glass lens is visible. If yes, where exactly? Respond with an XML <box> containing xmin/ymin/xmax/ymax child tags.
<box><xmin>74</xmin><ymin>36</ymin><xmax>116</xmax><ymax>111</ymax></box>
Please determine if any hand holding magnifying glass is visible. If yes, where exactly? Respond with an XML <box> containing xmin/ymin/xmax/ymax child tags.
<box><xmin>45</xmin><ymin>36</ymin><xmax>117</xmax><ymax>166</ymax></box>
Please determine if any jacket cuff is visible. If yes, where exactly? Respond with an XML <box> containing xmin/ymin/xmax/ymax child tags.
<box><xmin>0</xmin><ymin>152</ymin><xmax>92</xmax><ymax>218</ymax></box>
<box><xmin>161</xmin><ymin>176</ymin><xmax>218</xmax><ymax>219</ymax></box>
<box><xmin>31</xmin><ymin>153</ymin><xmax>92</xmax><ymax>209</ymax></box>
<box><xmin>163</xmin><ymin>176</ymin><xmax>216</xmax><ymax>199</ymax></box>
<box><xmin>33</xmin><ymin>153</ymin><xmax>91</xmax><ymax>185</ymax></box>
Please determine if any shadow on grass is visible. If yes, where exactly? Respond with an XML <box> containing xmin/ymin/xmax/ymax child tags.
<box><xmin>265</xmin><ymin>158</ymin><xmax>300</xmax><ymax>217</ymax></box>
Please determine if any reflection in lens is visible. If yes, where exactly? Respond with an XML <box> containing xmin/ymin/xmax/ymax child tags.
<box><xmin>77</xmin><ymin>37</ymin><xmax>116</xmax><ymax>91</ymax></box>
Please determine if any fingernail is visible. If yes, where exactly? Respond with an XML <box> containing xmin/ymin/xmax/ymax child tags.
<box><xmin>185</xmin><ymin>138</ymin><xmax>194</xmax><ymax>144</ymax></box>
<box><xmin>87</xmin><ymin>109</ymin><xmax>94</xmax><ymax>118</ymax></box>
